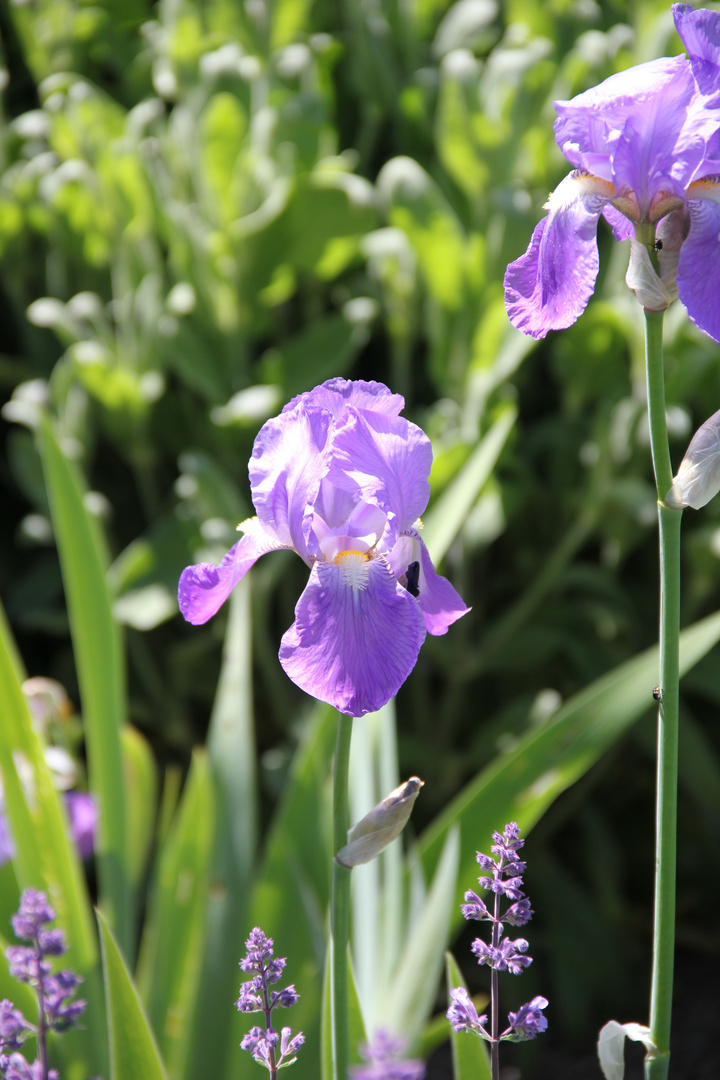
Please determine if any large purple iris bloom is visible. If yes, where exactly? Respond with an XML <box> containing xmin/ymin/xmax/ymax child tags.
<box><xmin>178</xmin><ymin>379</ymin><xmax>469</xmax><ymax>716</ymax></box>
<box><xmin>504</xmin><ymin>4</ymin><xmax>720</xmax><ymax>342</ymax></box>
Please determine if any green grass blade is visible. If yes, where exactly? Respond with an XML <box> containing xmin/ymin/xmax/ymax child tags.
<box><xmin>0</xmin><ymin>618</ymin><xmax>105</xmax><ymax>1078</ymax></box>
<box><xmin>424</xmin><ymin>402</ymin><xmax>517</xmax><ymax>564</ymax></box>
<box><xmin>120</xmin><ymin>725</ymin><xmax>158</xmax><ymax>889</ymax></box>
<box><xmin>321</xmin><ymin>942</ymin><xmax>366</xmax><ymax>1080</ymax></box>
<box><xmin>38</xmin><ymin>415</ymin><xmax>131</xmax><ymax>954</ymax></box>
<box><xmin>444</xmin><ymin>952</ymin><xmax>492</xmax><ymax>1080</ymax></box>
<box><xmin>386</xmin><ymin>827</ymin><xmax>459</xmax><ymax>1047</ymax></box>
<box><xmin>98</xmin><ymin>910</ymin><xmax>169</xmax><ymax>1080</ymax></box>
<box><xmin>418</xmin><ymin>609</ymin><xmax>720</xmax><ymax>922</ymax></box>
<box><xmin>185</xmin><ymin>579</ymin><xmax>258</xmax><ymax>1080</ymax></box>
<box><xmin>135</xmin><ymin>749</ymin><xmax>215</xmax><ymax>1080</ymax></box>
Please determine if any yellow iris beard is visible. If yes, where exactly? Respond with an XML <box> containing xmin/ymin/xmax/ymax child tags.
<box><xmin>333</xmin><ymin>550</ymin><xmax>370</xmax><ymax>591</ymax></box>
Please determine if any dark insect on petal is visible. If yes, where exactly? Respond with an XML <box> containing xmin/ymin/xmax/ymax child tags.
<box><xmin>405</xmin><ymin>560</ymin><xmax>420</xmax><ymax>597</ymax></box>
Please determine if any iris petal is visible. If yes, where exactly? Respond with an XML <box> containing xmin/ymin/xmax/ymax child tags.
<box><xmin>327</xmin><ymin>408</ymin><xmax>432</xmax><ymax>538</ymax></box>
<box><xmin>249</xmin><ymin>407</ymin><xmax>333</xmax><ymax>561</ymax></box>
<box><xmin>504</xmin><ymin>171</ymin><xmax>611</xmax><ymax>339</ymax></box>
<box><xmin>283</xmin><ymin>377</ymin><xmax>405</xmax><ymax>420</ymax></box>
<box><xmin>278</xmin><ymin>558</ymin><xmax>427</xmax><ymax>716</ymax></box>
<box><xmin>178</xmin><ymin>526</ymin><xmax>287</xmax><ymax>625</ymax></box>
<box><xmin>678</xmin><ymin>182</ymin><xmax>720</xmax><ymax>344</ymax></box>
<box><xmin>415</xmin><ymin>535</ymin><xmax>471</xmax><ymax>635</ymax></box>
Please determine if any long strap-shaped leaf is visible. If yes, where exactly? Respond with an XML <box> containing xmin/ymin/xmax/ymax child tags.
<box><xmin>98</xmin><ymin>911</ymin><xmax>169</xmax><ymax>1080</ymax></box>
<box><xmin>38</xmin><ymin>415</ymin><xmax>132</xmax><ymax>955</ymax></box>
<box><xmin>418</xmin><ymin>608</ymin><xmax>720</xmax><ymax>923</ymax></box>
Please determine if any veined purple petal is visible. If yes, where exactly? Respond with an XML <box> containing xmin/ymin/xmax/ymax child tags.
<box><xmin>283</xmin><ymin>377</ymin><xmax>405</xmax><ymax>419</ymax></box>
<box><xmin>326</xmin><ymin>408</ymin><xmax>433</xmax><ymax>540</ymax></box>
<box><xmin>504</xmin><ymin>171</ymin><xmax>611</xmax><ymax>338</ymax></box>
<box><xmin>249</xmin><ymin>406</ymin><xmax>333</xmax><ymax>561</ymax></box>
<box><xmin>387</xmin><ymin>530</ymin><xmax>469</xmax><ymax>635</ymax></box>
<box><xmin>674</xmin><ymin>4</ymin><xmax>720</xmax><ymax>70</ymax></box>
<box><xmin>678</xmin><ymin>179</ymin><xmax>720</xmax><ymax>344</ymax></box>
<box><xmin>601</xmin><ymin>204</ymin><xmax>634</xmax><ymax>241</ymax></box>
<box><xmin>179</xmin><ymin>525</ymin><xmax>288</xmax><ymax>625</ymax></box>
<box><xmin>278</xmin><ymin>557</ymin><xmax>426</xmax><ymax>716</ymax></box>
<box><xmin>553</xmin><ymin>57</ymin><xmax>699</xmax><ymax>188</ymax></box>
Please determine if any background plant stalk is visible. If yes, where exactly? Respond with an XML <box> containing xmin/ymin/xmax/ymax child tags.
<box><xmin>642</xmin><ymin>306</ymin><xmax>682</xmax><ymax>1080</ymax></box>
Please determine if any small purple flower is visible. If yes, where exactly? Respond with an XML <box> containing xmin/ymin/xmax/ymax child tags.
<box><xmin>178</xmin><ymin>378</ymin><xmax>469</xmax><ymax>717</ymax></box>
<box><xmin>504</xmin><ymin>4</ymin><xmax>720</xmax><ymax>342</ymax></box>
<box><xmin>446</xmin><ymin>988</ymin><xmax>489</xmax><ymax>1038</ymax></box>
<box><xmin>11</xmin><ymin>891</ymin><xmax>56</xmax><ymax>942</ymax></box>
<box><xmin>349</xmin><ymin>1031</ymin><xmax>425</xmax><ymax>1080</ymax></box>
<box><xmin>471</xmin><ymin>936</ymin><xmax>532</xmax><ymax>975</ymax></box>
<box><xmin>504</xmin><ymin>996</ymin><xmax>549</xmax><ymax>1040</ymax></box>
<box><xmin>0</xmin><ymin>1001</ymin><xmax>29</xmax><ymax>1052</ymax></box>
<box><xmin>0</xmin><ymin>1055</ymin><xmax>59</xmax><ymax>1080</ymax></box>
<box><xmin>237</xmin><ymin>928</ymin><xmax>303</xmax><ymax>1073</ymax></box>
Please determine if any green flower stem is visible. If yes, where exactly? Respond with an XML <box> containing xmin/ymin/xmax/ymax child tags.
<box><xmin>643</xmin><ymin>309</ymin><xmax>682</xmax><ymax>1080</ymax></box>
<box><xmin>331</xmin><ymin>713</ymin><xmax>354</xmax><ymax>1080</ymax></box>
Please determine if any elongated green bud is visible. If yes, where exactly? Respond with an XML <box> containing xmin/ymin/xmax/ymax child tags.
<box><xmin>334</xmin><ymin>777</ymin><xmax>424</xmax><ymax>868</ymax></box>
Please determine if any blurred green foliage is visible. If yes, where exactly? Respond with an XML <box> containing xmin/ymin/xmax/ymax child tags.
<box><xmin>3</xmin><ymin>0</ymin><xmax>720</xmax><ymax>1074</ymax></box>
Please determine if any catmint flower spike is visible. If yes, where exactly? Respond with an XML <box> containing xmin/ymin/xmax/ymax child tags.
<box><xmin>665</xmin><ymin>406</ymin><xmax>720</xmax><ymax>509</ymax></box>
<box><xmin>335</xmin><ymin>777</ymin><xmax>424</xmax><ymax>868</ymax></box>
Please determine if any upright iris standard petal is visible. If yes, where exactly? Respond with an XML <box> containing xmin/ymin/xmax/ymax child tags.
<box><xmin>278</xmin><ymin>559</ymin><xmax>427</xmax><ymax>717</ymax></box>
<box><xmin>677</xmin><ymin>180</ymin><xmax>720</xmax><ymax>342</ymax></box>
<box><xmin>249</xmin><ymin>406</ymin><xmax>333</xmax><ymax>562</ymax></box>
<box><xmin>504</xmin><ymin>172</ymin><xmax>613</xmax><ymax>339</ymax></box>
<box><xmin>327</xmin><ymin>407</ymin><xmax>433</xmax><ymax>536</ymax></box>
<box><xmin>179</xmin><ymin>525</ymin><xmax>287</xmax><ymax>625</ymax></box>
<box><xmin>284</xmin><ymin>377</ymin><xmax>405</xmax><ymax>420</ymax></box>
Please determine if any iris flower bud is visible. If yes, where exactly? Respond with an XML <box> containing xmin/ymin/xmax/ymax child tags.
<box><xmin>335</xmin><ymin>777</ymin><xmax>424</xmax><ymax>868</ymax></box>
<box><xmin>665</xmin><ymin>406</ymin><xmax>720</xmax><ymax>510</ymax></box>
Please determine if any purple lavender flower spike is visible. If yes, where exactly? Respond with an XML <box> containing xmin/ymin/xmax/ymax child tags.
<box><xmin>179</xmin><ymin>378</ymin><xmax>469</xmax><ymax>716</ymax></box>
<box><xmin>237</xmin><ymin>927</ymin><xmax>303</xmax><ymax>1074</ymax></box>
<box><xmin>349</xmin><ymin>1030</ymin><xmax>425</xmax><ymax>1080</ymax></box>
<box><xmin>505</xmin><ymin>8</ymin><xmax>720</xmax><ymax>344</ymax></box>
<box><xmin>447</xmin><ymin>822</ymin><xmax>547</xmax><ymax>1065</ymax></box>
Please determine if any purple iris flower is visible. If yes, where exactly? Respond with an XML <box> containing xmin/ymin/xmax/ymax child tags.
<box><xmin>504</xmin><ymin>4</ymin><xmax>720</xmax><ymax>342</ymax></box>
<box><xmin>178</xmin><ymin>379</ymin><xmax>469</xmax><ymax>717</ymax></box>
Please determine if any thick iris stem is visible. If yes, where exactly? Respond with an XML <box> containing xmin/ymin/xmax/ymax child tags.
<box><xmin>331</xmin><ymin>713</ymin><xmax>354</xmax><ymax>1080</ymax></box>
<box><xmin>643</xmin><ymin>309</ymin><xmax>682</xmax><ymax>1080</ymax></box>
<box><xmin>490</xmin><ymin>890</ymin><xmax>500</xmax><ymax>1080</ymax></box>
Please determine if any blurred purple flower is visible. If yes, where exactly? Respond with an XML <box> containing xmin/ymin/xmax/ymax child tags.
<box><xmin>178</xmin><ymin>379</ymin><xmax>469</xmax><ymax>716</ymax></box>
<box><xmin>0</xmin><ymin>1001</ymin><xmax>30</xmax><ymax>1052</ymax></box>
<box><xmin>349</xmin><ymin>1031</ymin><xmax>425</xmax><ymax>1080</ymax></box>
<box><xmin>0</xmin><ymin>793</ymin><xmax>97</xmax><ymax>871</ymax></box>
<box><xmin>63</xmin><ymin>792</ymin><xmax>97</xmax><ymax>861</ymax></box>
<box><xmin>504</xmin><ymin>4</ymin><xmax>720</xmax><ymax>342</ymax></box>
<box><xmin>0</xmin><ymin>1053</ymin><xmax>58</xmax><ymax>1080</ymax></box>
<box><xmin>4</xmin><ymin>890</ymin><xmax>85</xmax><ymax>1035</ymax></box>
